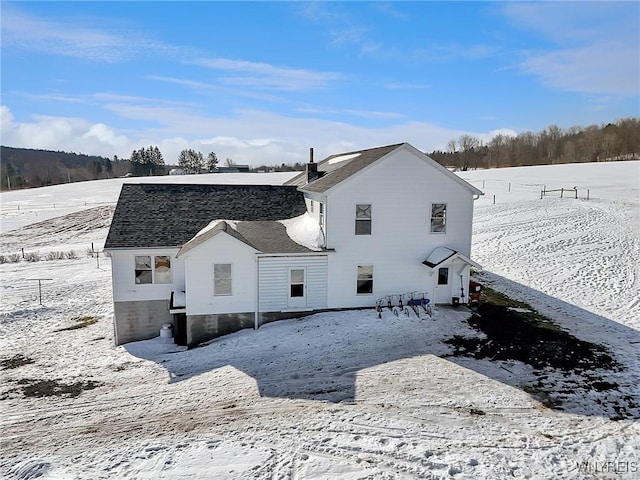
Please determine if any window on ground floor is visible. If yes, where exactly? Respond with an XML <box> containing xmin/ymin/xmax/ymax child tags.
<box><xmin>214</xmin><ymin>263</ymin><xmax>232</xmax><ymax>295</ymax></box>
<box><xmin>135</xmin><ymin>255</ymin><xmax>172</xmax><ymax>284</ymax></box>
<box><xmin>357</xmin><ymin>265</ymin><xmax>373</xmax><ymax>294</ymax></box>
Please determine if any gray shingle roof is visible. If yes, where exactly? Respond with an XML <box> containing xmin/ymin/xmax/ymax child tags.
<box><xmin>285</xmin><ymin>143</ymin><xmax>404</xmax><ymax>192</ymax></box>
<box><xmin>176</xmin><ymin>219</ymin><xmax>314</xmax><ymax>256</ymax></box>
<box><xmin>104</xmin><ymin>184</ymin><xmax>307</xmax><ymax>249</ymax></box>
<box><xmin>236</xmin><ymin>221</ymin><xmax>313</xmax><ymax>253</ymax></box>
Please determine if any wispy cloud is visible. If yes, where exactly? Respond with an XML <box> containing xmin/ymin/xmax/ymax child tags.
<box><xmin>501</xmin><ymin>2</ymin><xmax>639</xmax><ymax>95</ymax></box>
<box><xmin>189</xmin><ymin>58</ymin><xmax>344</xmax><ymax>91</ymax></box>
<box><xmin>521</xmin><ymin>43</ymin><xmax>639</xmax><ymax>95</ymax></box>
<box><xmin>295</xmin><ymin>107</ymin><xmax>405</xmax><ymax>120</ymax></box>
<box><xmin>1</xmin><ymin>7</ymin><xmax>130</xmax><ymax>61</ymax></box>
<box><xmin>383</xmin><ymin>82</ymin><xmax>431</xmax><ymax>90</ymax></box>
<box><xmin>373</xmin><ymin>3</ymin><xmax>409</xmax><ymax>21</ymax></box>
<box><xmin>1</xmin><ymin>6</ymin><xmax>193</xmax><ymax>62</ymax></box>
<box><xmin>295</xmin><ymin>2</ymin><xmax>380</xmax><ymax>55</ymax></box>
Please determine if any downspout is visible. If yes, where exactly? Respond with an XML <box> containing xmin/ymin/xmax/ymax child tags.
<box><xmin>255</xmin><ymin>256</ymin><xmax>260</xmax><ymax>330</ymax></box>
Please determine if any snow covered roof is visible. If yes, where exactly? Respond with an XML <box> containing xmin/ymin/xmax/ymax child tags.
<box><xmin>285</xmin><ymin>143</ymin><xmax>403</xmax><ymax>192</ymax></box>
<box><xmin>105</xmin><ymin>184</ymin><xmax>307</xmax><ymax>249</ymax></box>
<box><xmin>422</xmin><ymin>247</ymin><xmax>482</xmax><ymax>269</ymax></box>
<box><xmin>177</xmin><ymin>218</ymin><xmax>321</xmax><ymax>257</ymax></box>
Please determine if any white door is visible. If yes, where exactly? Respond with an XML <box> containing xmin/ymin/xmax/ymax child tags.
<box><xmin>434</xmin><ymin>266</ymin><xmax>451</xmax><ymax>304</ymax></box>
<box><xmin>288</xmin><ymin>268</ymin><xmax>307</xmax><ymax>308</ymax></box>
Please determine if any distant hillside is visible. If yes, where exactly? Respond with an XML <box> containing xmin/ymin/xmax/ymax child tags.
<box><xmin>0</xmin><ymin>147</ymin><xmax>160</xmax><ymax>191</ymax></box>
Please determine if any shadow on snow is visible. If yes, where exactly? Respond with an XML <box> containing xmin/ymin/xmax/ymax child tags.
<box><xmin>124</xmin><ymin>273</ymin><xmax>640</xmax><ymax>420</ymax></box>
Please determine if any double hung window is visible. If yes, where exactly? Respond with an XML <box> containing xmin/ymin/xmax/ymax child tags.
<box><xmin>355</xmin><ymin>204</ymin><xmax>372</xmax><ymax>235</ymax></box>
<box><xmin>135</xmin><ymin>255</ymin><xmax>172</xmax><ymax>284</ymax></box>
<box><xmin>430</xmin><ymin>204</ymin><xmax>447</xmax><ymax>233</ymax></box>
<box><xmin>357</xmin><ymin>265</ymin><xmax>373</xmax><ymax>294</ymax></box>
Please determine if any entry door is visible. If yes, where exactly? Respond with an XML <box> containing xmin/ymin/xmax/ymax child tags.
<box><xmin>288</xmin><ymin>268</ymin><xmax>307</xmax><ymax>308</ymax></box>
<box><xmin>434</xmin><ymin>266</ymin><xmax>451</xmax><ymax>304</ymax></box>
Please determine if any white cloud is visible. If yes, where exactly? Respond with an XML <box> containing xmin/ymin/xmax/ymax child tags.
<box><xmin>1</xmin><ymin>8</ymin><xmax>132</xmax><ymax>62</ymax></box>
<box><xmin>1</xmin><ymin>6</ymin><xmax>194</xmax><ymax>62</ymax></box>
<box><xmin>501</xmin><ymin>2</ymin><xmax>639</xmax><ymax>96</ymax></box>
<box><xmin>521</xmin><ymin>43</ymin><xmax>639</xmax><ymax>95</ymax></box>
<box><xmin>190</xmin><ymin>58</ymin><xmax>343</xmax><ymax>91</ymax></box>
<box><xmin>0</xmin><ymin>105</ymin><xmax>516</xmax><ymax>166</ymax></box>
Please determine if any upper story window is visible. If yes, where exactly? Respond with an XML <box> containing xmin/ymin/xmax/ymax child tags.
<box><xmin>355</xmin><ymin>204</ymin><xmax>372</xmax><ymax>235</ymax></box>
<box><xmin>135</xmin><ymin>255</ymin><xmax>172</xmax><ymax>284</ymax></box>
<box><xmin>430</xmin><ymin>203</ymin><xmax>447</xmax><ymax>233</ymax></box>
<box><xmin>214</xmin><ymin>263</ymin><xmax>232</xmax><ymax>295</ymax></box>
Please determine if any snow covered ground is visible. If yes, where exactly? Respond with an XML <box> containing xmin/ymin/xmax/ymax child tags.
<box><xmin>1</xmin><ymin>162</ymin><xmax>638</xmax><ymax>479</ymax></box>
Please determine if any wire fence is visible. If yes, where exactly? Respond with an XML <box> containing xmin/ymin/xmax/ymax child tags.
<box><xmin>464</xmin><ymin>178</ymin><xmax>594</xmax><ymax>204</ymax></box>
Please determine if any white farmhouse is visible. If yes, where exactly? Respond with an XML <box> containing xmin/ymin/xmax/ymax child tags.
<box><xmin>104</xmin><ymin>142</ymin><xmax>483</xmax><ymax>346</ymax></box>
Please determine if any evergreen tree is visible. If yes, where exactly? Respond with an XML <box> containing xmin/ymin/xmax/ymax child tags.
<box><xmin>207</xmin><ymin>152</ymin><xmax>218</xmax><ymax>172</ymax></box>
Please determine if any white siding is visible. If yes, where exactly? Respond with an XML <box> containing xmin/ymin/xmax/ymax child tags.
<box><xmin>181</xmin><ymin>232</ymin><xmax>257</xmax><ymax>315</ymax></box>
<box><xmin>109</xmin><ymin>248</ymin><xmax>183</xmax><ymax>303</ymax></box>
<box><xmin>258</xmin><ymin>256</ymin><xmax>328</xmax><ymax>312</ymax></box>
<box><xmin>321</xmin><ymin>147</ymin><xmax>476</xmax><ymax>308</ymax></box>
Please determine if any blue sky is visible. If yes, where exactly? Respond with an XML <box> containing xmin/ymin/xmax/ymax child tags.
<box><xmin>1</xmin><ymin>1</ymin><xmax>638</xmax><ymax>166</ymax></box>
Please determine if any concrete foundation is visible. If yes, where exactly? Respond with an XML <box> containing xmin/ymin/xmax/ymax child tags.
<box><xmin>114</xmin><ymin>300</ymin><xmax>173</xmax><ymax>345</ymax></box>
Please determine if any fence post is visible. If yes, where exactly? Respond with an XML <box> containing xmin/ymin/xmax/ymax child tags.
<box><xmin>493</xmin><ymin>195</ymin><xmax>496</xmax><ymax>204</ymax></box>
<box><xmin>27</xmin><ymin>279</ymin><xmax>53</xmax><ymax>305</ymax></box>
<box><xmin>482</xmin><ymin>180</ymin><xmax>485</xmax><ymax>189</ymax></box>
<box><xmin>575</xmin><ymin>188</ymin><xmax>578</xmax><ymax>199</ymax></box>
<box><xmin>508</xmin><ymin>182</ymin><xmax>511</xmax><ymax>192</ymax></box>
<box><xmin>561</xmin><ymin>188</ymin><xmax>564</xmax><ymax>198</ymax></box>
<box><xmin>540</xmin><ymin>190</ymin><xmax>543</xmax><ymax>200</ymax></box>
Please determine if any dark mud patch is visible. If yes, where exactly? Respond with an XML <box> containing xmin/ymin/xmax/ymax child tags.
<box><xmin>0</xmin><ymin>354</ymin><xmax>35</xmax><ymax>370</ymax></box>
<box><xmin>4</xmin><ymin>378</ymin><xmax>102</xmax><ymax>398</ymax></box>
<box><xmin>444</xmin><ymin>303</ymin><xmax>638</xmax><ymax>419</ymax></box>
<box><xmin>445</xmin><ymin>303</ymin><xmax>620</xmax><ymax>372</ymax></box>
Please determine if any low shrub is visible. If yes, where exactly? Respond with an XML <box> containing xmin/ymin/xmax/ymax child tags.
<box><xmin>46</xmin><ymin>251</ymin><xmax>66</xmax><ymax>261</ymax></box>
<box><xmin>8</xmin><ymin>254</ymin><xmax>22</xmax><ymax>263</ymax></box>
<box><xmin>24</xmin><ymin>252</ymin><xmax>41</xmax><ymax>262</ymax></box>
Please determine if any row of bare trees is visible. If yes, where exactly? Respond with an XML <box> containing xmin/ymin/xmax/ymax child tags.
<box><xmin>430</xmin><ymin>118</ymin><xmax>640</xmax><ymax>170</ymax></box>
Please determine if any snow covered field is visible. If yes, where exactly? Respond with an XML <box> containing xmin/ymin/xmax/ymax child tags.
<box><xmin>1</xmin><ymin>162</ymin><xmax>638</xmax><ymax>479</ymax></box>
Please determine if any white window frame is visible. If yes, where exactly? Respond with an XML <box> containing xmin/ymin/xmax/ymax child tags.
<box><xmin>430</xmin><ymin>203</ymin><xmax>447</xmax><ymax>233</ymax></box>
<box><xmin>438</xmin><ymin>267</ymin><xmax>449</xmax><ymax>285</ymax></box>
<box><xmin>214</xmin><ymin>263</ymin><xmax>233</xmax><ymax>296</ymax></box>
<box><xmin>289</xmin><ymin>268</ymin><xmax>305</xmax><ymax>298</ymax></box>
<box><xmin>355</xmin><ymin>203</ymin><xmax>372</xmax><ymax>235</ymax></box>
<box><xmin>135</xmin><ymin>255</ymin><xmax>172</xmax><ymax>285</ymax></box>
<box><xmin>356</xmin><ymin>265</ymin><xmax>374</xmax><ymax>295</ymax></box>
